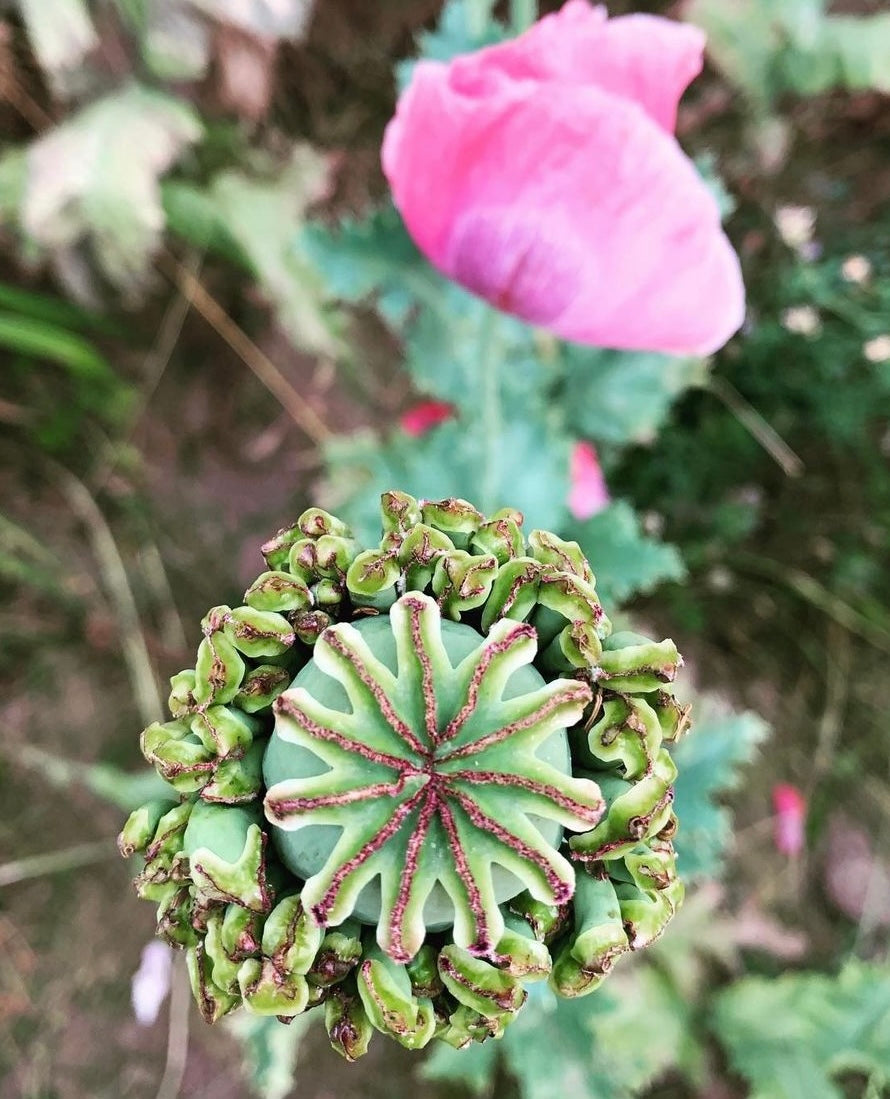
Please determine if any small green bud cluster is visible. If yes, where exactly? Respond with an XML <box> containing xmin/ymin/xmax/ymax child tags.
<box><xmin>121</xmin><ymin>492</ymin><xmax>688</xmax><ymax>1057</ymax></box>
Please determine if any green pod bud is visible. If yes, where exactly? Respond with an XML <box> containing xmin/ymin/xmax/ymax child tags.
<box><xmin>345</xmin><ymin>548</ymin><xmax>401</xmax><ymax>609</ymax></box>
<box><xmin>297</xmin><ymin>507</ymin><xmax>350</xmax><ymax>541</ymax></box>
<box><xmin>439</xmin><ymin>1002</ymin><xmax>512</xmax><ymax>1049</ymax></box>
<box><xmin>614</xmin><ymin>878</ymin><xmax>682</xmax><ymax>951</ymax></box>
<box><xmin>204</xmin><ymin>910</ymin><xmax>242</xmax><ymax>991</ymax></box>
<box><xmin>187</xmin><ymin>942</ymin><xmax>241</xmax><ymax>1023</ymax></box>
<box><xmin>238</xmin><ymin>958</ymin><xmax>309</xmax><ymax>1017</ymax></box>
<box><xmin>143</xmin><ymin>801</ymin><xmax>193</xmax><ymax>867</ymax></box>
<box><xmin>398</xmin><ymin>523</ymin><xmax>454</xmax><ymax>590</ymax></box>
<box><xmin>539</xmin><ymin>617</ymin><xmax>603</xmax><ymax>671</ymax></box>
<box><xmin>549</xmin><ymin>871</ymin><xmax>629</xmax><ymax>998</ymax></box>
<box><xmin>437</xmin><ymin>945</ymin><xmax>526</xmax><ymax>1019</ymax></box>
<box><xmin>528</xmin><ymin>530</ymin><xmax>592</xmax><ymax>581</ymax></box>
<box><xmin>595</xmin><ymin>632</ymin><xmax>681</xmax><ymax>693</ymax></box>
<box><xmin>221</xmin><ymin>903</ymin><xmax>263</xmax><ymax>960</ymax></box>
<box><xmin>480</xmin><ymin>557</ymin><xmax>542</xmax><ymax>631</ymax></box>
<box><xmin>244</xmin><ymin>571</ymin><xmax>311</xmax><ymax>613</ymax></box>
<box><xmin>569</xmin><ymin>752</ymin><xmax>676</xmax><ymax>862</ymax></box>
<box><xmin>168</xmin><ymin>669</ymin><xmax>197</xmax><ymax>716</ymax></box>
<box><xmin>649</xmin><ymin>691</ymin><xmax>692</xmax><ymax>743</ymax></box>
<box><xmin>141</xmin><ymin>721</ymin><xmax>214</xmax><ymax>794</ymax></box>
<box><xmin>193</xmin><ymin>631</ymin><xmax>246</xmax><ymax>706</ymax></box>
<box><xmin>432</xmin><ymin>549</ymin><xmax>498</xmax><ymax>619</ymax></box>
<box><xmin>235</xmin><ymin>665</ymin><xmax>292</xmax><ymax>713</ymax></box>
<box><xmin>495</xmin><ymin>913</ymin><xmax>552</xmax><ymax>980</ymax></box>
<box><xmin>357</xmin><ymin>945</ymin><xmax>436</xmax><ymax>1050</ymax></box>
<box><xmin>190</xmin><ymin>705</ymin><xmax>255</xmax><ymax>758</ymax></box>
<box><xmin>290</xmin><ymin>609</ymin><xmax>332</xmax><ymax>646</ymax></box>
<box><xmin>582</xmin><ymin>696</ymin><xmax>663</xmax><ymax>780</ymax></box>
<box><xmin>155</xmin><ymin>882</ymin><xmax>197</xmax><ymax>947</ymax></box>
<box><xmin>118</xmin><ymin>798</ymin><xmax>179</xmax><ymax>857</ymax></box>
<box><xmin>470</xmin><ymin>515</ymin><xmax>525</xmax><ymax>563</ymax></box>
<box><xmin>534</xmin><ymin>571</ymin><xmax>608</xmax><ymax>652</ymax></box>
<box><xmin>224</xmin><ymin>607</ymin><xmax>295</xmax><ymax>658</ymax></box>
<box><xmin>506</xmin><ymin>891</ymin><xmax>568</xmax><ymax>944</ymax></box>
<box><xmin>261</xmin><ymin>895</ymin><xmax>324</xmax><ymax>976</ymax></box>
<box><xmin>380</xmin><ymin>490</ymin><xmax>422</xmax><ymax>535</ymax></box>
<box><xmin>200</xmin><ymin>739</ymin><xmax>265</xmax><ymax>804</ymax></box>
<box><xmin>307</xmin><ymin>923</ymin><xmax>363</xmax><ymax>988</ymax></box>
<box><xmin>290</xmin><ymin>534</ymin><xmax>355</xmax><ymax>580</ymax></box>
<box><xmin>623</xmin><ymin>841</ymin><xmax>680</xmax><ymax>895</ymax></box>
<box><xmin>261</xmin><ymin>523</ymin><xmax>303</xmax><ymax>570</ymax></box>
<box><xmin>326</xmin><ymin>985</ymin><xmax>374</xmax><ymax>1061</ymax></box>
<box><xmin>183</xmin><ymin>802</ymin><xmax>271</xmax><ymax>912</ymax></box>
<box><xmin>405</xmin><ymin>945</ymin><xmax>443</xmax><ymax>999</ymax></box>
<box><xmin>311</xmin><ymin>578</ymin><xmax>344</xmax><ymax>611</ymax></box>
<box><xmin>420</xmin><ymin>498</ymin><xmax>484</xmax><ymax>549</ymax></box>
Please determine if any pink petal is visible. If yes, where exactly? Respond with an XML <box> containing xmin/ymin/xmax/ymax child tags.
<box><xmin>384</xmin><ymin>64</ymin><xmax>744</xmax><ymax>355</ymax></box>
<box><xmin>400</xmin><ymin>399</ymin><xmax>455</xmax><ymax>436</ymax></box>
<box><xmin>448</xmin><ymin>0</ymin><xmax>705</xmax><ymax>133</ymax></box>
<box><xmin>772</xmin><ymin>784</ymin><xmax>806</xmax><ymax>858</ymax></box>
<box><xmin>131</xmin><ymin>941</ymin><xmax>172</xmax><ymax>1026</ymax></box>
<box><xmin>568</xmin><ymin>441</ymin><xmax>610</xmax><ymax>520</ymax></box>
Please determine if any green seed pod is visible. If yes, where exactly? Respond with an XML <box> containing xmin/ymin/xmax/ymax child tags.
<box><xmin>326</xmin><ymin>982</ymin><xmax>374</xmax><ymax>1061</ymax></box>
<box><xmin>121</xmin><ymin>490</ymin><xmax>694</xmax><ymax>1058</ymax></box>
<box><xmin>244</xmin><ymin>571</ymin><xmax>312</xmax><ymax>614</ymax></box>
<box><xmin>357</xmin><ymin>944</ymin><xmax>436</xmax><ymax>1050</ymax></box>
<box><xmin>549</xmin><ymin>871</ymin><xmax>629</xmax><ymax>997</ymax></box>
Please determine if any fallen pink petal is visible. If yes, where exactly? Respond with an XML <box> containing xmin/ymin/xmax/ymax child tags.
<box><xmin>399</xmin><ymin>399</ymin><xmax>455</xmax><ymax>436</ymax></box>
<box><xmin>383</xmin><ymin>0</ymin><xmax>745</xmax><ymax>355</ymax></box>
<box><xmin>772</xmin><ymin>784</ymin><xmax>807</xmax><ymax>857</ymax></box>
<box><xmin>131</xmin><ymin>940</ymin><xmax>172</xmax><ymax>1026</ymax></box>
<box><xmin>568</xmin><ymin>441</ymin><xmax>610</xmax><ymax>519</ymax></box>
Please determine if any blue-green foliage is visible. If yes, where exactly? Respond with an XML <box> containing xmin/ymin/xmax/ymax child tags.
<box><xmin>672</xmin><ymin>704</ymin><xmax>769</xmax><ymax>881</ymax></box>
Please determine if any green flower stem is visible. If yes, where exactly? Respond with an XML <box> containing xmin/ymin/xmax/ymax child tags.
<box><xmin>478</xmin><ymin>308</ymin><xmax>503</xmax><ymax>515</ymax></box>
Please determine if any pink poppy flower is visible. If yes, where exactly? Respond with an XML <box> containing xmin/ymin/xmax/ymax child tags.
<box><xmin>568</xmin><ymin>441</ymin><xmax>610</xmax><ymax>520</ymax></box>
<box><xmin>772</xmin><ymin>784</ymin><xmax>806</xmax><ymax>857</ymax></box>
<box><xmin>383</xmin><ymin>1</ymin><xmax>744</xmax><ymax>355</ymax></box>
<box><xmin>400</xmin><ymin>399</ymin><xmax>455</xmax><ymax>436</ymax></box>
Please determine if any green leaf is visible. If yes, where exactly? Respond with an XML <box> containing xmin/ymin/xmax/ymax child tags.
<box><xmin>202</xmin><ymin>149</ymin><xmax>340</xmax><ymax>356</ymax></box>
<box><xmin>325</xmin><ymin>415</ymin><xmax>570</xmax><ymax>545</ymax></box>
<box><xmin>228</xmin><ymin>1012</ymin><xmax>314</xmax><ymax>1099</ymax></box>
<box><xmin>0</xmin><ymin>282</ymin><xmax>120</xmax><ymax>335</ymax></box>
<box><xmin>0</xmin><ymin>312</ymin><xmax>115</xmax><ymax>381</ymax></box>
<box><xmin>671</xmin><ymin>702</ymin><xmax>769</xmax><ymax>881</ymax></box>
<box><xmin>397</xmin><ymin>0</ymin><xmax>509</xmax><ymax>88</ymax></box>
<box><xmin>561</xmin><ymin>346</ymin><xmax>708</xmax><ymax>447</ymax></box>
<box><xmin>21</xmin><ymin>83</ymin><xmax>201</xmax><ymax>297</ymax></box>
<box><xmin>713</xmin><ymin>962</ymin><xmax>890</xmax><ymax>1099</ymax></box>
<box><xmin>569</xmin><ymin>501</ymin><xmax>685</xmax><ymax>607</ymax></box>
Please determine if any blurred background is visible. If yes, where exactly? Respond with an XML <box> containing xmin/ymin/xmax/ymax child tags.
<box><xmin>1</xmin><ymin>1</ymin><xmax>889</xmax><ymax>1096</ymax></box>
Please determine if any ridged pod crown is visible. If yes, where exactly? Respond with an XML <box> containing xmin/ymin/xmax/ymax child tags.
<box><xmin>121</xmin><ymin>492</ymin><xmax>689</xmax><ymax>1057</ymax></box>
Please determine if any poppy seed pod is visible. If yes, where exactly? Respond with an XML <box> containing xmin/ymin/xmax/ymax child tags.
<box><xmin>121</xmin><ymin>491</ymin><xmax>689</xmax><ymax>1057</ymax></box>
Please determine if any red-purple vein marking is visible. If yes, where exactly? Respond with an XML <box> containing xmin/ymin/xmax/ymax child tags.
<box><xmin>275</xmin><ymin>694</ymin><xmax>410</xmax><ymax>770</ymax></box>
<box><xmin>323</xmin><ymin>631</ymin><xmax>427</xmax><ymax>756</ymax></box>
<box><xmin>266</xmin><ymin>778</ymin><xmax>411</xmax><ymax>821</ymax></box>
<box><xmin>448</xmin><ymin>788</ymin><xmax>573</xmax><ymax>904</ymax></box>
<box><xmin>386</xmin><ymin>793</ymin><xmax>439</xmax><ymax>961</ymax></box>
<box><xmin>447</xmin><ymin>770</ymin><xmax>604</xmax><ymax>825</ymax></box>
<box><xmin>436</xmin><ymin>795</ymin><xmax>492</xmax><ymax>953</ymax></box>
<box><xmin>403</xmin><ymin>597</ymin><xmax>439</xmax><ymax>747</ymax></box>
<box><xmin>312</xmin><ymin>785</ymin><xmax>428</xmax><ymax>923</ymax></box>
<box><xmin>438</xmin><ymin>682</ymin><xmax>592</xmax><ymax>762</ymax></box>
<box><xmin>439</xmin><ymin>624</ymin><xmax>535</xmax><ymax>745</ymax></box>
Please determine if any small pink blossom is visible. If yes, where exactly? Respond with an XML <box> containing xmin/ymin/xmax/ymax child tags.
<box><xmin>383</xmin><ymin>1</ymin><xmax>744</xmax><ymax>355</ymax></box>
<box><xmin>400</xmin><ymin>399</ymin><xmax>455</xmax><ymax>436</ymax></box>
<box><xmin>568</xmin><ymin>441</ymin><xmax>610</xmax><ymax>520</ymax></box>
<box><xmin>772</xmin><ymin>784</ymin><xmax>806</xmax><ymax>857</ymax></box>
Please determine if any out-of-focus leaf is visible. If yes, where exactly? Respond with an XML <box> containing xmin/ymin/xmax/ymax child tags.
<box><xmin>228</xmin><ymin>1013</ymin><xmax>314</xmax><ymax>1099</ymax></box>
<box><xmin>202</xmin><ymin>149</ymin><xmax>339</xmax><ymax>356</ymax></box>
<box><xmin>162</xmin><ymin>180</ymin><xmax>252</xmax><ymax>268</ymax></box>
<box><xmin>671</xmin><ymin>702</ymin><xmax>769</xmax><ymax>881</ymax></box>
<box><xmin>188</xmin><ymin>0</ymin><xmax>314</xmax><ymax>38</ymax></box>
<box><xmin>562</xmin><ymin>347</ymin><xmax>708</xmax><ymax>447</ymax></box>
<box><xmin>569</xmin><ymin>501</ymin><xmax>685</xmax><ymax>606</ymax></box>
<box><xmin>21</xmin><ymin>83</ymin><xmax>201</xmax><ymax>298</ymax></box>
<box><xmin>140</xmin><ymin>0</ymin><xmax>212</xmax><ymax>81</ymax></box>
<box><xmin>18</xmin><ymin>746</ymin><xmax>175</xmax><ymax>812</ymax></box>
<box><xmin>0</xmin><ymin>150</ymin><xmax>27</xmax><ymax>223</ymax></box>
<box><xmin>398</xmin><ymin>0</ymin><xmax>507</xmax><ymax>87</ymax></box>
<box><xmin>15</xmin><ymin>0</ymin><xmax>97</xmax><ymax>93</ymax></box>
<box><xmin>325</xmin><ymin>413</ymin><xmax>570</xmax><ymax>545</ymax></box>
<box><xmin>0</xmin><ymin>282</ymin><xmax>120</xmax><ymax>335</ymax></box>
<box><xmin>713</xmin><ymin>962</ymin><xmax>890</xmax><ymax>1099</ymax></box>
<box><xmin>0</xmin><ymin>312</ymin><xmax>115</xmax><ymax>380</ymax></box>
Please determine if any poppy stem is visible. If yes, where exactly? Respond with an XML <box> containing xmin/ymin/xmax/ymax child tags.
<box><xmin>479</xmin><ymin>307</ymin><xmax>503</xmax><ymax>515</ymax></box>
<box><xmin>509</xmin><ymin>0</ymin><xmax>538</xmax><ymax>34</ymax></box>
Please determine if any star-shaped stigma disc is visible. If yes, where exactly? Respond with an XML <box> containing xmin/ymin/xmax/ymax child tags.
<box><xmin>263</xmin><ymin>592</ymin><xmax>604</xmax><ymax>963</ymax></box>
